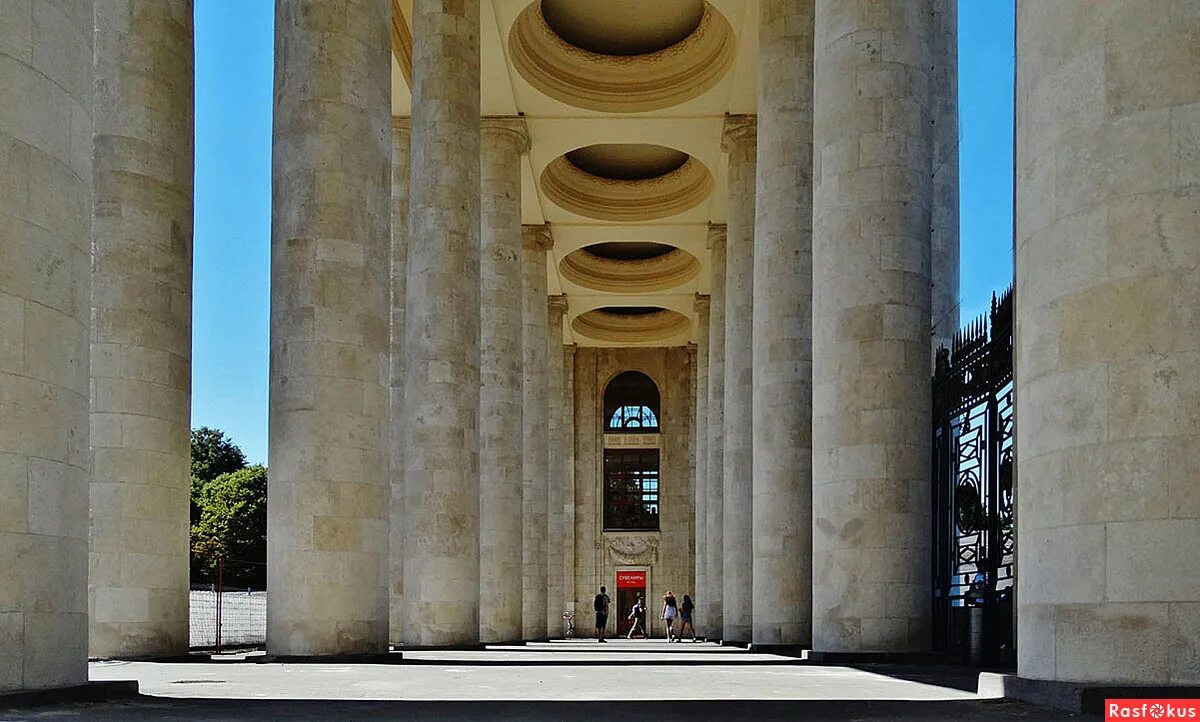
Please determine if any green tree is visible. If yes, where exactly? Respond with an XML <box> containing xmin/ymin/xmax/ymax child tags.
<box><xmin>190</xmin><ymin>427</ymin><xmax>246</xmax><ymax>483</ymax></box>
<box><xmin>190</xmin><ymin>427</ymin><xmax>247</xmax><ymax>526</ymax></box>
<box><xmin>190</xmin><ymin>465</ymin><xmax>268</xmax><ymax>589</ymax></box>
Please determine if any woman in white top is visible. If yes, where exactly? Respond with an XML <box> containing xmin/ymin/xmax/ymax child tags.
<box><xmin>661</xmin><ymin>591</ymin><xmax>678</xmax><ymax>641</ymax></box>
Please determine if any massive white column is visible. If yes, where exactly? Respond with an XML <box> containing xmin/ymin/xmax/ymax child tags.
<box><xmin>546</xmin><ymin>295</ymin><xmax>569</xmax><ymax>634</ymax></box>
<box><xmin>1015</xmin><ymin>1</ymin><xmax>1200</xmax><ymax>687</ymax></box>
<box><xmin>930</xmin><ymin>0</ymin><xmax>959</xmax><ymax>358</ymax></box>
<box><xmin>692</xmin><ymin>294</ymin><xmax>710</xmax><ymax>636</ymax></box>
<box><xmin>479</xmin><ymin>118</ymin><xmax>528</xmax><ymax>643</ymax></box>
<box><xmin>521</xmin><ymin>224</ymin><xmax>551</xmax><ymax>640</ymax></box>
<box><xmin>0</xmin><ymin>0</ymin><xmax>93</xmax><ymax>691</ymax></box>
<box><xmin>812</xmin><ymin>1</ymin><xmax>934</xmax><ymax>654</ymax></box>
<box><xmin>704</xmin><ymin>225</ymin><xmax>727</xmax><ymax>640</ymax></box>
<box><xmin>752</xmin><ymin>0</ymin><xmax>813</xmax><ymax>648</ymax></box>
<box><xmin>402</xmin><ymin>0</ymin><xmax>482</xmax><ymax>646</ymax></box>
<box><xmin>388</xmin><ymin>117</ymin><xmax>410</xmax><ymax>645</ymax></box>
<box><xmin>722</xmin><ymin>115</ymin><xmax>756</xmax><ymax>644</ymax></box>
<box><xmin>89</xmin><ymin>0</ymin><xmax>193</xmax><ymax>658</ymax></box>
<box><xmin>268</xmin><ymin>0</ymin><xmax>391</xmax><ymax>656</ymax></box>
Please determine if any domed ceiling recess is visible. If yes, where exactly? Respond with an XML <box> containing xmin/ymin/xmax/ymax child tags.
<box><xmin>560</xmin><ymin>242</ymin><xmax>700</xmax><ymax>294</ymax></box>
<box><xmin>572</xmin><ymin>306</ymin><xmax>691</xmax><ymax>343</ymax></box>
<box><xmin>509</xmin><ymin>0</ymin><xmax>735</xmax><ymax>112</ymax></box>
<box><xmin>541</xmin><ymin>143</ymin><xmax>713</xmax><ymax>222</ymax></box>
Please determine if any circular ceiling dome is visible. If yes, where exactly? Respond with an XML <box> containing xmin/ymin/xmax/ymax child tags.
<box><xmin>541</xmin><ymin>144</ymin><xmax>712</xmax><ymax>222</ymax></box>
<box><xmin>540</xmin><ymin>0</ymin><xmax>705</xmax><ymax>56</ymax></box>
<box><xmin>561</xmin><ymin>245</ymin><xmax>699</xmax><ymax>293</ymax></box>
<box><xmin>586</xmin><ymin>242</ymin><xmax>674</xmax><ymax>261</ymax></box>
<box><xmin>566</xmin><ymin>144</ymin><xmax>689</xmax><ymax>181</ymax></box>
<box><xmin>509</xmin><ymin>1</ymin><xmax>735</xmax><ymax>112</ymax></box>
<box><xmin>572</xmin><ymin>307</ymin><xmax>691</xmax><ymax>343</ymax></box>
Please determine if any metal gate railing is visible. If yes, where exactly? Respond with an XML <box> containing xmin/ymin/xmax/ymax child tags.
<box><xmin>931</xmin><ymin>285</ymin><xmax>1015</xmax><ymax>668</ymax></box>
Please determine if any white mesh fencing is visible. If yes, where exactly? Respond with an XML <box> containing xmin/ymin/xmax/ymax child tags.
<box><xmin>189</xmin><ymin>589</ymin><xmax>266</xmax><ymax>649</ymax></box>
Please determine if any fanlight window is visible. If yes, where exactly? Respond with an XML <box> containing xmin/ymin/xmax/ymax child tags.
<box><xmin>608</xmin><ymin>404</ymin><xmax>658</xmax><ymax>430</ymax></box>
<box><xmin>603</xmin><ymin>371</ymin><xmax>660</xmax><ymax>434</ymax></box>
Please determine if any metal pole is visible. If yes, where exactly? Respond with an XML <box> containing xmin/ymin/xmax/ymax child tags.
<box><xmin>215</xmin><ymin>557</ymin><xmax>223</xmax><ymax>654</ymax></box>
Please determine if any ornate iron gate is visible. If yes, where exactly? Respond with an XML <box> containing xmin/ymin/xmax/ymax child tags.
<box><xmin>931</xmin><ymin>286</ymin><xmax>1015</xmax><ymax>667</ymax></box>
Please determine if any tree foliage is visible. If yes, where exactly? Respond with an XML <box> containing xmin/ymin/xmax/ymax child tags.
<box><xmin>190</xmin><ymin>427</ymin><xmax>247</xmax><ymax>483</ymax></box>
<box><xmin>190</xmin><ymin>465</ymin><xmax>268</xmax><ymax>589</ymax></box>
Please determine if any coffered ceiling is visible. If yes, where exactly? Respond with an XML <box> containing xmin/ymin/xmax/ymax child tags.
<box><xmin>390</xmin><ymin>0</ymin><xmax>760</xmax><ymax>347</ymax></box>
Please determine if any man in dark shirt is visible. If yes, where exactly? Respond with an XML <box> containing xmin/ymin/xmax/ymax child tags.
<box><xmin>593</xmin><ymin>585</ymin><xmax>611</xmax><ymax>642</ymax></box>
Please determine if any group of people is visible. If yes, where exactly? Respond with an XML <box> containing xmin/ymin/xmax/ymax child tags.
<box><xmin>591</xmin><ymin>586</ymin><xmax>697</xmax><ymax>642</ymax></box>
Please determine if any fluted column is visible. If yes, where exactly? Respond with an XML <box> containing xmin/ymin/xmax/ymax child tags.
<box><xmin>722</xmin><ymin>115</ymin><xmax>756</xmax><ymax>644</ymax></box>
<box><xmin>479</xmin><ymin>117</ymin><xmax>529</xmax><ymax>643</ymax></box>
<box><xmin>812</xmin><ymin>1</ymin><xmax>934</xmax><ymax>654</ymax></box>
<box><xmin>930</xmin><ymin>0</ymin><xmax>959</xmax><ymax>359</ymax></box>
<box><xmin>1015</xmin><ymin>1</ymin><xmax>1200</xmax><ymax>687</ymax></box>
<box><xmin>546</xmin><ymin>294</ymin><xmax>568</xmax><ymax>634</ymax></box>
<box><xmin>402</xmin><ymin>0</ymin><xmax>482</xmax><ymax>646</ymax></box>
<box><xmin>692</xmin><ymin>294</ymin><xmax>710</xmax><ymax>637</ymax></box>
<box><xmin>752</xmin><ymin>0</ymin><xmax>813</xmax><ymax>648</ymax></box>
<box><xmin>0</xmin><ymin>0</ymin><xmax>93</xmax><ymax>691</ymax></box>
<box><xmin>388</xmin><ymin>117</ymin><xmax>410</xmax><ymax>645</ymax></box>
<box><xmin>268</xmin><ymin>0</ymin><xmax>391</xmax><ymax>656</ymax></box>
<box><xmin>89</xmin><ymin>0</ymin><xmax>193</xmax><ymax>658</ymax></box>
<box><xmin>521</xmin><ymin>224</ymin><xmax>552</xmax><ymax>640</ymax></box>
<box><xmin>704</xmin><ymin>225</ymin><xmax>727</xmax><ymax>640</ymax></box>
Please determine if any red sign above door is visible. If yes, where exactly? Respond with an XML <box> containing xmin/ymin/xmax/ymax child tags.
<box><xmin>617</xmin><ymin>570</ymin><xmax>646</xmax><ymax>588</ymax></box>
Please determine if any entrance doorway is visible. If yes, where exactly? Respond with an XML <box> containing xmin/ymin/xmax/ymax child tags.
<box><xmin>615</xmin><ymin>569</ymin><xmax>647</xmax><ymax>637</ymax></box>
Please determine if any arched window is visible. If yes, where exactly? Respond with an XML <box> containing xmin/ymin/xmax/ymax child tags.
<box><xmin>603</xmin><ymin>371</ymin><xmax>661</xmax><ymax>530</ymax></box>
<box><xmin>603</xmin><ymin>371</ymin><xmax>660</xmax><ymax>433</ymax></box>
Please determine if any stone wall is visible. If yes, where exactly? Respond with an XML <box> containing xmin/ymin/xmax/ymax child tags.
<box><xmin>571</xmin><ymin>347</ymin><xmax>695</xmax><ymax>637</ymax></box>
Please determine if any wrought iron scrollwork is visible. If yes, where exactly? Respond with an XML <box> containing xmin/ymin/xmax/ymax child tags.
<box><xmin>931</xmin><ymin>285</ymin><xmax>1015</xmax><ymax>667</ymax></box>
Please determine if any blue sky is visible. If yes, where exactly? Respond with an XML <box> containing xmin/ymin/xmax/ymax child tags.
<box><xmin>190</xmin><ymin>1</ymin><xmax>1016</xmax><ymax>464</ymax></box>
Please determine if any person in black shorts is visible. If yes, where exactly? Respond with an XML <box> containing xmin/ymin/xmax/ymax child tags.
<box><xmin>593</xmin><ymin>585</ymin><xmax>611</xmax><ymax>642</ymax></box>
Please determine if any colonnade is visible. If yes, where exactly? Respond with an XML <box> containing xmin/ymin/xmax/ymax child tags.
<box><xmin>0</xmin><ymin>0</ymin><xmax>1197</xmax><ymax>697</ymax></box>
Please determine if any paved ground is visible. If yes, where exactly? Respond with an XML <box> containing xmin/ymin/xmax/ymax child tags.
<box><xmin>0</xmin><ymin>641</ymin><xmax>1091</xmax><ymax>720</ymax></box>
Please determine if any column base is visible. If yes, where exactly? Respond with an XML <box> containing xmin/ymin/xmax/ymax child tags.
<box><xmin>802</xmin><ymin>650</ymin><xmax>948</xmax><ymax>665</ymax></box>
<box><xmin>0</xmin><ymin>681</ymin><xmax>139</xmax><ymax>707</ymax></box>
<box><xmin>978</xmin><ymin>673</ymin><xmax>1200</xmax><ymax>715</ymax></box>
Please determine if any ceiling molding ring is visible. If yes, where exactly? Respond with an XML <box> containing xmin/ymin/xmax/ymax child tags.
<box><xmin>560</xmin><ymin>247</ymin><xmax>700</xmax><ymax>293</ymax></box>
<box><xmin>508</xmin><ymin>1</ymin><xmax>736</xmax><ymax>113</ymax></box>
<box><xmin>572</xmin><ymin>308</ymin><xmax>691</xmax><ymax>343</ymax></box>
<box><xmin>540</xmin><ymin>155</ymin><xmax>713</xmax><ymax>222</ymax></box>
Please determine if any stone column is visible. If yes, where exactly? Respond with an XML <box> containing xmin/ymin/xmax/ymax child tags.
<box><xmin>930</xmin><ymin>0</ymin><xmax>959</xmax><ymax>359</ymax></box>
<box><xmin>1015</xmin><ymin>1</ymin><xmax>1200</xmax><ymax>687</ymax></box>
<box><xmin>89</xmin><ymin>0</ymin><xmax>193</xmax><ymax>658</ymax></box>
<box><xmin>692</xmin><ymin>294</ymin><xmax>710</xmax><ymax>636</ymax></box>
<box><xmin>0</xmin><ymin>0</ymin><xmax>93</xmax><ymax>692</ymax></box>
<box><xmin>812</xmin><ymin>1</ymin><xmax>934</xmax><ymax>654</ymax></box>
<box><xmin>402</xmin><ymin>0</ymin><xmax>482</xmax><ymax>646</ymax></box>
<box><xmin>546</xmin><ymin>295</ymin><xmax>568</xmax><ymax>635</ymax></box>
<box><xmin>388</xmin><ymin>117</ymin><xmax>410</xmax><ymax>645</ymax></box>
<box><xmin>268</xmin><ymin>0</ymin><xmax>391</xmax><ymax>656</ymax></box>
<box><xmin>751</xmin><ymin>0</ymin><xmax>814</xmax><ymax>648</ymax></box>
<box><xmin>704</xmin><ymin>225</ymin><xmax>727</xmax><ymax>640</ymax></box>
<box><xmin>479</xmin><ymin>117</ymin><xmax>528</xmax><ymax>643</ymax></box>
<box><xmin>521</xmin><ymin>224</ymin><xmax>552</xmax><ymax>640</ymax></box>
<box><xmin>562</xmin><ymin>343</ymin><xmax>577</xmax><ymax>615</ymax></box>
<box><xmin>721</xmin><ymin>115</ymin><xmax>756</xmax><ymax>644</ymax></box>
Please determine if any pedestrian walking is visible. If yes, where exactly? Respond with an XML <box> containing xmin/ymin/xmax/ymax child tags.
<box><xmin>594</xmin><ymin>585</ymin><xmax>611</xmax><ymax>642</ymax></box>
<box><xmin>662</xmin><ymin>591</ymin><xmax>678</xmax><ymax>641</ymax></box>
<box><xmin>627</xmin><ymin>594</ymin><xmax>646</xmax><ymax>639</ymax></box>
<box><xmin>679</xmin><ymin>594</ymin><xmax>697</xmax><ymax>641</ymax></box>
